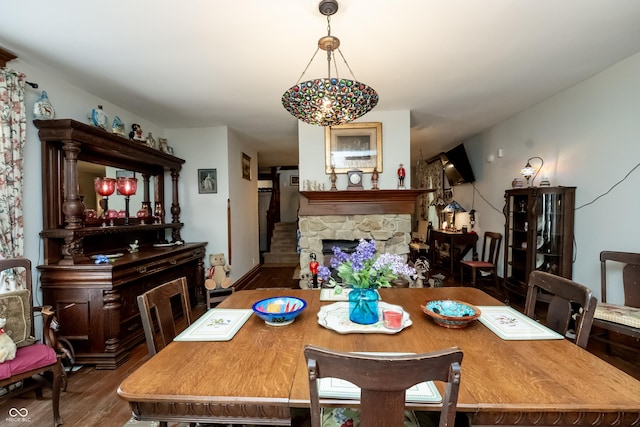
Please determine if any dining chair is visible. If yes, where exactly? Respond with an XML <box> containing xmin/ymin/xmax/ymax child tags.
<box><xmin>137</xmin><ymin>276</ymin><xmax>192</xmax><ymax>357</ymax></box>
<box><xmin>591</xmin><ymin>251</ymin><xmax>640</xmax><ymax>352</ymax></box>
<box><xmin>460</xmin><ymin>231</ymin><xmax>502</xmax><ymax>287</ymax></box>
<box><xmin>304</xmin><ymin>344</ymin><xmax>465</xmax><ymax>427</ymax></box>
<box><xmin>0</xmin><ymin>258</ymin><xmax>65</xmax><ymax>427</ymax></box>
<box><xmin>525</xmin><ymin>270</ymin><xmax>597</xmax><ymax>349</ymax></box>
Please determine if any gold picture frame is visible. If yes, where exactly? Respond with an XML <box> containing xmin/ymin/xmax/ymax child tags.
<box><xmin>325</xmin><ymin>122</ymin><xmax>382</xmax><ymax>173</ymax></box>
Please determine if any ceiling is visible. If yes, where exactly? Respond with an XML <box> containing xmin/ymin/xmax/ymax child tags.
<box><xmin>3</xmin><ymin>1</ymin><xmax>640</xmax><ymax>169</ymax></box>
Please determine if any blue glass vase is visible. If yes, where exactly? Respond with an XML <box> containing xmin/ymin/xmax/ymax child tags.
<box><xmin>348</xmin><ymin>288</ymin><xmax>379</xmax><ymax>325</ymax></box>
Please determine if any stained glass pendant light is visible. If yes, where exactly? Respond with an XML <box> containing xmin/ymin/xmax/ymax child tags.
<box><xmin>281</xmin><ymin>0</ymin><xmax>379</xmax><ymax>127</ymax></box>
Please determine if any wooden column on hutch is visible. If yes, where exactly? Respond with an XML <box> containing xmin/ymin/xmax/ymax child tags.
<box><xmin>503</xmin><ymin>186</ymin><xmax>575</xmax><ymax>299</ymax></box>
<box><xmin>35</xmin><ymin>119</ymin><xmax>206</xmax><ymax>369</ymax></box>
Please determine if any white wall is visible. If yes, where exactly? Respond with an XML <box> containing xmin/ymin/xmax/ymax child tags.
<box><xmin>165</xmin><ymin>127</ymin><xmax>260</xmax><ymax>280</ymax></box>
<box><xmin>299</xmin><ymin>110</ymin><xmax>411</xmax><ymax>190</ymax></box>
<box><xmin>453</xmin><ymin>51</ymin><xmax>640</xmax><ymax>304</ymax></box>
<box><xmin>227</xmin><ymin>130</ymin><xmax>260</xmax><ymax>277</ymax></box>
<box><xmin>279</xmin><ymin>169</ymin><xmax>300</xmax><ymax>223</ymax></box>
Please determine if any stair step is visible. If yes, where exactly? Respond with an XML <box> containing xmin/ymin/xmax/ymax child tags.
<box><xmin>273</xmin><ymin>222</ymin><xmax>297</xmax><ymax>230</ymax></box>
<box><xmin>263</xmin><ymin>251</ymin><xmax>300</xmax><ymax>265</ymax></box>
<box><xmin>271</xmin><ymin>242</ymin><xmax>297</xmax><ymax>251</ymax></box>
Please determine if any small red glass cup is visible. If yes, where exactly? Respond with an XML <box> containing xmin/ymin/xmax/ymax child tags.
<box><xmin>383</xmin><ymin>308</ymin><xmax>404</xmax><ymax>330</ymax></box>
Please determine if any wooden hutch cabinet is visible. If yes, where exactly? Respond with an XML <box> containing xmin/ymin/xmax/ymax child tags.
<box><xmin>35</xmin><ymin>119</ymin><xmax>206</xmax><ymax>369</ymax></box>
<box><xmin>503</xmin><ymin>186</ymin><xmax>576</xmax><ymax>298</ymax></box>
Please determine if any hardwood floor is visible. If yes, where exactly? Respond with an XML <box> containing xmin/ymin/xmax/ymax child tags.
<box><xmin>1</xmin><ymin>264</ymin><xmax>638</xmax><ymax>426</ymax></box>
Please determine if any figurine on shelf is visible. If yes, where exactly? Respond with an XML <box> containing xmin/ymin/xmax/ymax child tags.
<box><xmin>129</xmin><ymin>123</ymin><xmax>145</xmax><ymax>142</ymax></box>
<box><xmin>397</xmin><ymin>163</ymin><xmax>406</xmax><ymax>189</ymax></box>
<box><xmin>330</xmin><ymin>166</ymin><xmax>337</xmax><ymax>191</ymax></box>
<box><xmin>371</xmin><ymin>167</ymin><xmax>379</xmax><ymax>190</ymax></box>
<box><xmin>309</xmin><ymin>253</ymin><xmax>319</xmax><ymax>289</ymax></box>
<box><xmin>33</xmin><ymin>91</ymin><xmax>55</xmax><ymax>119</ymax></box>
<box><xmin>146</xmin><ymin>132</ymin><xmax>157</xmax><ymax>149</ymax></box>
<box><xmin>128</xmin><ymin>240</ymin><xmax>139</xmax><ymax>253</ymax></box>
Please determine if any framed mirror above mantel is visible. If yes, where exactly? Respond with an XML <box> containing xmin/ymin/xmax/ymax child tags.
<box><xmin>35</xmin><ymin>118</ymin><xmax>185</xmax><ymax>265</ymax></box>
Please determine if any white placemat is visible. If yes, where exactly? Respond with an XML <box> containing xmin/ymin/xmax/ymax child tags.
<box><xmin>477</xmin><ymin>305</ymin><xmax>564</xmax><ymax>341</ymax></box>
<box><xmin>174</xmin><ymin>308</ymin><xmax>252</xmax><ymax>341</ymax></box>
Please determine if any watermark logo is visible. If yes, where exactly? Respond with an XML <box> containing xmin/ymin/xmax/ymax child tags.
<box><xmin>7</xmin><ymin>407</ymin><xmax>30</xmax><ymax>423</ymax></box>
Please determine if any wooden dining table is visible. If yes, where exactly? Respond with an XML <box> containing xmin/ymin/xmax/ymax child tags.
<box><xmin>117</xmin><ymin>287</ymin><xmax>640</xmax><ymax>426</ymax></box>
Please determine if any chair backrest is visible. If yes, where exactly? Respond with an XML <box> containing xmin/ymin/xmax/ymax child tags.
<box><xmin>0</xmin><ymin>258</ymin><xmax>34</xmax><ymax>336</ymax></box>
<box><xmin>525</xmin><ymin>271</ymin><xmax>597</xmax><ymax>349</ymax></box>
<box><xmin>304</xmin><ymin>345</ymin><xmax>463</xmax><ymax>427</ymax></box>
<box><xmin>600</xmin><ymin>251</ymin><xmax>640</xmax><ymax>308</ymax></box>
<box><xmin>480</xmin><ymin>231</ymin><xmax>502</xmax><ymax>265</ymax></box>
<box><xmin>137</xmin><ymin>277</ymin><xmax>192</xmax><ymax>357</ymax></box>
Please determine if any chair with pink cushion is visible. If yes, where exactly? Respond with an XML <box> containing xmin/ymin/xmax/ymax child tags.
<box><xmin>0</xmin><ymin>258</ymin><xmax>64</xmax><ymax>427</ymax></box>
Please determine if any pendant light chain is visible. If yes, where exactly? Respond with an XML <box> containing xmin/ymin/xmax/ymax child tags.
<box><xmin>294</xmin><ymin>47</ymin><xmax>321</xmax><ymax>85</ymax></box>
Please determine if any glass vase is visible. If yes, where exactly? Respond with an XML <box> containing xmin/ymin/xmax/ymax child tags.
<box><xmin>348</xmin><ymin>288</ymin><xmax>379</xmax><ymax>325</ymax></box>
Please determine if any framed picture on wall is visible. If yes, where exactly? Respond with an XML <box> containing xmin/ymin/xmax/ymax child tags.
<box><xmin>325</xmin><ymin>122</ymin><xmax>382</xmax><ymax>173</ymax></box>
<box><xmin>198</xmin><ymin>169</ymin><xmax>217</xmax><ymax>194</ymax></box>
<box><xmin>290</xmin><ymin>176</ymin><xmax>299</xmax><ymax>186</ymax></box>
<box><xmin>242</xmin><ymin>153</ymin><xmax>251</xmax><ymax>181</ymax></box>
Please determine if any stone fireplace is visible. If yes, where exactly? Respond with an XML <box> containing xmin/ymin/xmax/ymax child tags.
<box><xmin>297</xmin><ymin>189</ymin><xmax>429</xmax><ymax>288</ymax></box>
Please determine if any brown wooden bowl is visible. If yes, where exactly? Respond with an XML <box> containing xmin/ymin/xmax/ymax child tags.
<box><xmin>421</xmin><ymin>299</ymin><xmax>481</xmax><ymax>329</ymax></box>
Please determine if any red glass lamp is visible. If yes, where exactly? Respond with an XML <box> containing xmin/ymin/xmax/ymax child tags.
<box><xmin>94</xmin><ymin>177</ymin><xmax>116</xmax><ymax>227</ymax></box>
<box><xmin>117</xmin><ymin>177</ymin><xmax>138</xmax><ymax>225</ymax></box>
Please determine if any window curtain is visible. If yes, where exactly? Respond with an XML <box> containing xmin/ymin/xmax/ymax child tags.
<box><xmin>0</xmin><ymin>67</ymin><xmax>26</xmax><ymax>259</ymax></box>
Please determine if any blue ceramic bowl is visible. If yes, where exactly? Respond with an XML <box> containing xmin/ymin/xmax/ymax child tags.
<box><xmin>421</xmin><ymin>299</ymin><xmax>481</xmax><ymax>329</ymax></box>
<box><xmin>252</xmin><ymin>296</ymin><xmax>307</xmax><ymax>326</ymax></box>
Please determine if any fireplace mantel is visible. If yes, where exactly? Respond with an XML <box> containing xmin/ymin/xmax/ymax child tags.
<box><xmin>299</xmin><ymin>189</ymin><xmax>434</xmax><ymax>216</ymax></box>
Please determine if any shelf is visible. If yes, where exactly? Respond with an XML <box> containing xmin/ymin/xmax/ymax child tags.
<box><xmin>299</xmin><ymin>189</ymin><xmax>433</xmax><ymax>216</ymax></box>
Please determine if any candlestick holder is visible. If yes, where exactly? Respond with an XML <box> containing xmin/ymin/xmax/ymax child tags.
<box><xmin>116</xmin><ymin>177</ymin><xmax>138</xmax><ymax>225</ymax></box>
<box><xmin>94</xmin><ymin>177</ymin><xmax>116</xmax><ymax>227</ymax></box>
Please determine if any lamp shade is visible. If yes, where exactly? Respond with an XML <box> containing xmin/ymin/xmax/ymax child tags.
<box><xmin>116</xmin><ymin>177</ymin><xmax>137</xmax><ymax>196</ymax></box>
<box><xmin>282</xmin><ymin>78</ymin><xmax>378</xmax><ymax>126</ymax></box>
<box><xmin>443</xmin><ymin>200</ymin><xmax>466</xmax><ymax>213</ymax></box>
<box><xmin>94</xmin><ymin>177</ymin><xmax>116</xmax><ymax>197</ymax></box>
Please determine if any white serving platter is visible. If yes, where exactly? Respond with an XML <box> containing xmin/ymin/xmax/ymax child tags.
<box><xmin>317</xmin><ymin>302</ymin><xmax>411</xmax><ymax>334</ymax></box>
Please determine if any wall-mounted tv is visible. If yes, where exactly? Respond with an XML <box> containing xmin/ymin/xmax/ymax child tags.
<box><xmin>441</xmin><ymin>143</ymin><xmax>475</xmax><ymax>186</ymax></box>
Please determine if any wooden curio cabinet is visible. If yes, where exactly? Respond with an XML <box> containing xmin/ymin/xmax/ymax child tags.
<box><xmin>503</xmin><ymin>186</ymin><xmax>576</xmax><ymax>297</ymax></box>
<box><xmin>35</xmin><ymin>119</ymin><xmax>206</xmax><ymax>369</ymax></box>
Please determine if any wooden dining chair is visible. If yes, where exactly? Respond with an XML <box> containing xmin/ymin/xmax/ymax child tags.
<box><xmin>137</xmin><ymin>277</ymin><xmax>192</xmax><ymax>357</ymax></box>
<box><xmin>525</xmin><ymin>271</ymin><xmax>597</xmax><ymax>349</ymax></box>
<box><xmin>591</xmin><ymin>251</ymin><xmax>640</xmax><ymax>353</ymax></box>
<box><xmin>304</xmin><ymin>344</ymin><xmax>465</xmax><ymax>427</ymax></box>
<box><xmin>0</xmin><ymin>258</ymin><xmax>65</xmax><ymax>427</ymax></box>
<box><xmin>460</xmin><ymin>231</ymin><xmax>502</xmax><ymax>287</ymax></box>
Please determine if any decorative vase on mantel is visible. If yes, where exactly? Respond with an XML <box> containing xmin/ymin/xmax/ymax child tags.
<box><xmin>348</xmin><ymin>288</ymin><xmax>380</xmax><ymax>325</ymax></box>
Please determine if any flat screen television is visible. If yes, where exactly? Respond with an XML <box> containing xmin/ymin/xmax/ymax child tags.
<box><xmin>441</xmin><ymin>143</ymin><xmax>475</xmax><ymax>186</ymax></box>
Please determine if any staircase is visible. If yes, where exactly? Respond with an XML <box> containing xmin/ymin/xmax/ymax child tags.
<box><xmin>262</xmin><ymin>222</ymin><xmax>299</xmax><ymax>265</ymax></box>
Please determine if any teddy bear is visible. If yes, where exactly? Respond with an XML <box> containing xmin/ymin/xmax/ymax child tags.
<box><xmin>204</xmin><ymin>253</ymin><xmax>232</xmax><ymax>290</ymax></box>
<box><xmin>0</xmin><ymin>318</ymin><xmax>17</xmax><ymax>363</ymax></box>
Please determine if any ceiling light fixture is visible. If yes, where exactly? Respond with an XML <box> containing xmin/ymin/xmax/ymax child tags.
<box><xmin>281</xmin><ymin>0</ymin><xmax>379</xmax><ymax>127</ymax></box>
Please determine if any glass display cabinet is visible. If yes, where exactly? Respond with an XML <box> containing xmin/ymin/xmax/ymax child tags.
<box><xmin>503</xmin><ymin>186</ymin><xmax>576</xmax><ymax>298</ymax></box>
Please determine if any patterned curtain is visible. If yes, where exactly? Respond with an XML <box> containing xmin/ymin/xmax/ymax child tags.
<box><xmin>0</xmin><ymin>67</ymin><xmax>26</xmax><ymax>259</ymax></box>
